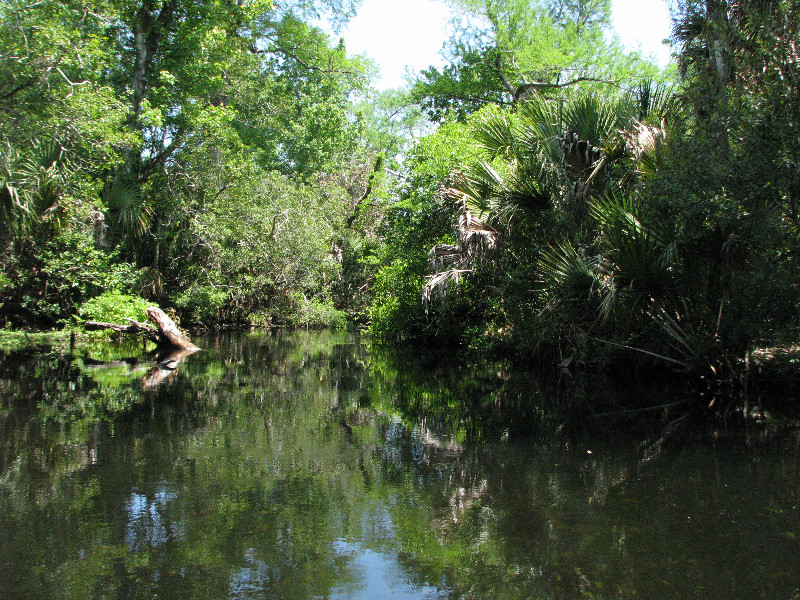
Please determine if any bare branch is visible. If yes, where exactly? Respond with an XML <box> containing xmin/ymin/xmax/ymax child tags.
<box><xmin>54</xmin><ymin>67</ymin><xmax>88</xmax><ymax>98</ymax></box>
<box><xmin>516</xmin><ymin>77</ymin><xmax>620</xmax><ymax>101</ymax></box>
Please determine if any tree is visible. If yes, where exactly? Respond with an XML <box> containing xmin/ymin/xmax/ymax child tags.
<box><xmin>369</xmin><ymin>120</ymin><xmax>483</xmax><ymax>342</ymax></box>
<box><xmin>411</xmin><ymin>0</ymin><xmax>666</xmax><ymax>122</ymax></box>
<box><xmin>0</xmin><ymin>0</ymin><xmax>379</xmax><ymax>329</ymax></box>
<box><xmin>422</xmin><ymin>84</ymin><xmax>673</xmax><ymax>301</ymax></box>
<box><xmin>171</xmin><ymin>171</ymin><xmax>347</xmax><ymax>327</ymax></box>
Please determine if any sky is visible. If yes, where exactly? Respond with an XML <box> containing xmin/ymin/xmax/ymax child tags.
<box><xmin>340</xmin><ymin>0</ymin><xmax>673</xmax><ymax>90</ymax></box>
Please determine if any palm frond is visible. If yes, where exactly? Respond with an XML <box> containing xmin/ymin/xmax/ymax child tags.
<box><xmin>517</xmin><ymin>96</ymin><xmax>563</xmax><ymax>165</ymax></box>
<box><xmin>422</xmin><ymin>268</ymin><xmax>472</xmax><ymax>312</ymax></box>
<box><xmin>589</xmin><ymin>193</ymin><xmax>676</xmax><ymax>297</ymax></box>
<box><xmin>562</xmin><ymin>95</ymin><xmax>626</xmax><ymax>148</ymax></box>
<box><xmin>428</xmin><ymin>244</ymin><xmax>463</xmax><ymax>273</ymax></box>
<box><xmin>517</xmin><ymin>95</ymin><xmax>560</xmax><ymax>137</ymax></box>
<box><xmin>458</xmin><ymin>208</ymin><xmax>500</xmax><ymax>267</ymax></box>
<box><xmin>423</xmin><ymin>199</ymin><xmax>501</xmax><ymax>310</ymax></box>
<box><xmin>624</xmin><ymin>121</ymin><xmax>668</xmax><ymax>177</ymax></box>
<box><xmin>648</xmin><ymin>303</ymin><xmax>699</xmax><ymax>364</ymax></box>
<box><xmin>473</xmin><ymin>108</ymin><xmax>517</xmax><ymax>158</ymax></box>
<box><xmin>457</xmin><ymin>160</ymin><xmax>509</xmax><ymax>210</ymax></box>
<box><xmin>539</xmin><ymin>240</ymin><xmax>604</xmax><ymax>305</ymax></box>
<box><xmin>103</xmin><ymin>179</ymin><xmax>152</xmax><ymax>237</ymax></box>
<box><xmin>628</xmin><ymin>80</ymin><xmax>675</xmax><ymax>122</ymax></box>
<box><xmin>0</xmin><ymin>140</ymin><xmax>69</xmax><ymax>237</ymax></box>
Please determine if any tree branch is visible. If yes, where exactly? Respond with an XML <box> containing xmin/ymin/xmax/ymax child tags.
<box><xmin>494</xmin><ymin>53</ymin><xmax>518</xmax><ymax>97</ymax></box>
<box><xmin>515</xmin><ymin>77</ymin><xmax>619</xmax><ymax>101</ymax></box>
<box><xmin>249</xmin><ymin>37</ymin><xmax>363</xmax><ymax>76</ymax></box>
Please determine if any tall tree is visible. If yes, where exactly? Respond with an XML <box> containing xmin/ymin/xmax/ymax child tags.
<box><xmin>0</xmin><ymin>0</ymin><xmax>377</xmax><ymax>328</ymax></box>
<box><xmin>411</xmin><ymin>0</ymin><xmax>665</xmax><ymax>122</ymax></box>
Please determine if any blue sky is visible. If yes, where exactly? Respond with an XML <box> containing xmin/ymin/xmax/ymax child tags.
<box><xmin>340</xmin><ymin>0</ymin><xmax>673</xmax><ymax>89</ymax></box>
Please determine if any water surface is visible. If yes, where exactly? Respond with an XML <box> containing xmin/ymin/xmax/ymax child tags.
<box><xmin>0</xmin><ymin>331</ymin><xmax>798</xmax><ymax>599</ymax></box>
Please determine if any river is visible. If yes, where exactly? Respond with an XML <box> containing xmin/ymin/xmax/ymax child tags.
<box><xmin>1</xmin><ymin>330</ymin><xmax>798</xmax><ymax>599</ymax></box>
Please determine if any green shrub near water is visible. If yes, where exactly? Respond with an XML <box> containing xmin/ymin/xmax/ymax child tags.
<box><xmin>285</xmin><ymin>294</ymin><xmax>348</xmax><ymax>329</ymax></box>
<box><xmin>77</xmin><ymin>291</ymin><xmax>153</xmax><ymax>325</ymax></box>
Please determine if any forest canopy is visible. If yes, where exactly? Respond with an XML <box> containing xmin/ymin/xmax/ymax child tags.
<box><xmin>1</xmin><ymin>0</ymin><xmax>799</xmax><ymax>375</ymax></box>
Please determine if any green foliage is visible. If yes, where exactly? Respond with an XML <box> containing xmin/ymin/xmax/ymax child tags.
<box><xmin>286</xmin><ymin>294</ymin><xmax>348</xmax><ymax>329</ymax></box>
<box><xmin>0</xmin><ymin>0</ymin><xmax>134</xmax><ymax>157</ymax></box>
<box><xmin>412</xmin><ymin>0</ymin><xmax>669</xmax><ymax>123</ymax></box>
<box><xmin>0</xmin><ymin>0</ymin><xmax>378</xmax><ymax>331</ymax></box>
<box><xmin>396</xmin><ymin>46</ymin><xmax>792</xmax><ymax>371</ymax></box>
<box><xmin>411</xmin><ymin>47</ymin><xmax>513</xmax><ymax>123</ymax></box>
<box><xmin>352</xmin><ymin>89</ymin><xmax>428</xmax><ymax>159</ymax></box>
<box><xmin>173</xmin><ymin>284</ymin><xmax>228</xmax><ymax>327</ymax></box>
<box><xmin>0</xmin><ymin>225</ymin><xmax>139</xmax><ymax>328</ymax></box>
<box><xmin>167</xmin><ymin>171</ymin><xmax>346</xmax><ymax>327</ymax></box>
<box><xmin>77</xmin><ymin>291</ymin><xmax>152</xmax><ymax>325</ymax></box>
<box><xmin>0</xmin><ymin>140</ymin><xmax>70</xmax><ymax>243</ymax></box>
<box><xmin>369</xmin><ymin>258</ymin><xmax>430</xmax><ymax>341</ymax></box>
<box><xmin>368</xmin><ymin>121</ymin><xmax>481</xmax><ymax>341</ymax></box>
<box><xmin>101</xmin><ymin>179</ymin><xmax>152</xmax><ymax>239</ymax></box>
<box><xmin>233</xmin><ymin>14</ymin><xmax>371</xmax><ymax>176</ymax></box>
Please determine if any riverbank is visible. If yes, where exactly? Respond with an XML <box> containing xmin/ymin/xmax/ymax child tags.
<box><xmin>0</xmin><ymin>329</ymin><xmax>75</xmax><ymax>350</ymax></box>
<box><xmin>3</xmin><ymin>329</ymin><xmax>800</xmax><ymax>400</ymax></box>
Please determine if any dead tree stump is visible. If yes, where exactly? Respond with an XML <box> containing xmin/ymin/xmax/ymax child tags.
<box><xmin>145</xmin><ymin>306</ymin><xmax>200</xmax><ymax>351</ymax></box>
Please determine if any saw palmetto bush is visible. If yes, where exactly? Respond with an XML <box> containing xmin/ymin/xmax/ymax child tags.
<box><xmin>422</xmin><ymin>86</ymin><xmax>677</xmax><ymax>325</ymax></box>
<box><xmin>0</xmin><ymin>140</ymin><xmax>70</xmax><ymax>245</ymax></box>
<box><xmin>415</xmin><ymin>82</ymin><xmax>756</xmax><ymax>370</ymax></box>
<box><xmin>539</xmin><ymin>192</ymin><xmax>694</xmax><ymax>367</ymax></box>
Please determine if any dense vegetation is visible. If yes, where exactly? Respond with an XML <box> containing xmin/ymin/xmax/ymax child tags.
<box><xmin>2</xmin><ymin>0</ymin><xmax>799</xmax><ymax>375</ymax></box>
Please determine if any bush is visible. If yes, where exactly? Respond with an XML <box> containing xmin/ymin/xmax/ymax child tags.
<box><xmin>286</xmin><ymin>294</ymin><xmax>347</xmax><ymax>329</ymax></box>
<box><xmin>77</xmin><ymin>291</ymin><xmax>153</xmax><ymax>325</ymax></box>
<box><xmin>0</xmin><ymin>228</ymin><xmax>140</xmax><ymax>329</ymax></box>
<box><xmin>173</xmin><ymin>283</ymin><xmax>228</xmax><ymax>327</ymax></box>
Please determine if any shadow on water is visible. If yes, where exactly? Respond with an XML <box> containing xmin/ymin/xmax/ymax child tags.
<box><xmin>0</xmin><ymin>330</ymin><xmax>798</xmax><ymax>599</ymax></box>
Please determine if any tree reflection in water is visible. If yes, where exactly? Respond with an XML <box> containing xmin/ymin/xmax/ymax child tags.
<box><xmin>0</xmin><ymin>331</ymin><xmax>798</xmax><ymax>599</ymax></box>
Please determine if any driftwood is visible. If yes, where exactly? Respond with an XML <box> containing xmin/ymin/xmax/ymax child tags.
<box><xmin>81</xmin><ymin>307</ymin><xmax>200</xmax><ymax>391</ymax></box>
<box><xmin>85</xmin><ymin>319</ymin><xmax>160</xmax><ymax>343</ymax></box>
<box><xmin>85</xmin><ymin>305</ymin><xmax>200</xmax><ymax>352</ymax></box>
<box><xmin>145</xmin><ymin>306</ymin><xmax>200</xmax><ymax>351</ymax></box>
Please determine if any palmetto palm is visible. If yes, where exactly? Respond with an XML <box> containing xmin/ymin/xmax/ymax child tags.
<box><xmin>424</xmin><ymin>84</ymin><xmax>675</xmax><ymax>306</ymax></box>
<box><xmin>102</xmin><ymin>177</ymin><xmax>152</xmax><ymax>239</ymax></box>
<box><xmin>537</xmin><ymin>191</ymin><xmax>693</xmax><ymax>366</ymax></box>
<box><xmin>0</xmin><ymin>140</ymin><xmax>70</xmax><ymax>242</ymax></box>
<box><xmin>422</xmin><ymin>191</ymin><xmax>501</xmax><ymax>309</ymax></box>
<box><xmin>457</xmin><ymin>92</ymin><xmax>640</xmax><ymax>220</ymax></box>
<box><xmin>542</xmin><ymin>193</ymin><xmax>677</xmax><ymax>313</ymax></box>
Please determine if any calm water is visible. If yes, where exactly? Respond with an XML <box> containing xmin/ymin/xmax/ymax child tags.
<box><xmin>0</xmin><ymin>330</ymin><xmax>798</xmax><ymax>599</ymax></box>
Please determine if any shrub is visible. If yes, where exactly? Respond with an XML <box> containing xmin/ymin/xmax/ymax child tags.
<box><xmin>287</xmin><ymin>294</ymin><xmax>347</xmax><ymax>329</ymax></box>
<box><xmin>173</xmin><ymin>284</ymin><xmax>227</xmax><ymax>327</ymax></box>
<box><xmin>77</xmin><ymin>291</ymin><xmax>153</xmax><ymax>325</ymax></box>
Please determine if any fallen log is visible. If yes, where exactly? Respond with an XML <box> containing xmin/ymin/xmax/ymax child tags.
<box><xmin>85</xmin><ymin>319</ymin><xmax>160</xmax><ymax>343</ymax></box>
<box><xmin>146</xmin><ymin>306</ymin><xmax>200</xmax><ymax>351</ymax></box>
<box><xmin>84</xmin><ymin>306</ymin><xmax>200</xmax><ymax>352</ymax></box>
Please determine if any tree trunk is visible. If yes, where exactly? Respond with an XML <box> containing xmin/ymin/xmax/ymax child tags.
<box><xmin>145</xmin><ymin>306</ymin><xmax>200</xmax><ymax>351</ymax></box>
<box><xmin>84</xmin><ymin>306</ymin><xmax>200</xmax><ymax>352</ymax></box>
<box><xmin>85</xmin><ymin>319</ymin><xmax>160</xmax><ymax>343</ymax></box>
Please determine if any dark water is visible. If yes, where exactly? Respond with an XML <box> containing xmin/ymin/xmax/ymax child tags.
<box><xmin>0</xmin><ymin>330</ymin><xmax>798</xmax><ymax>599</ymax></box>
